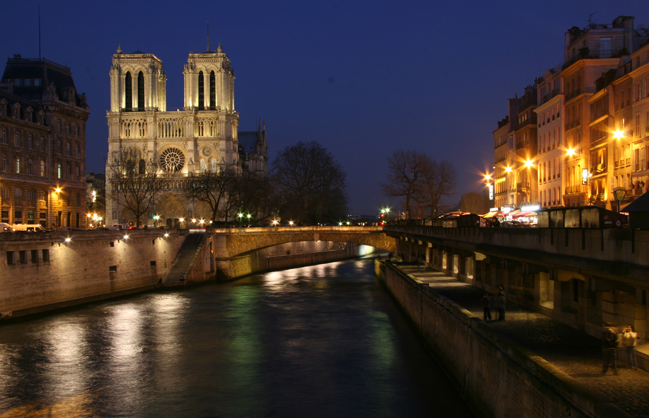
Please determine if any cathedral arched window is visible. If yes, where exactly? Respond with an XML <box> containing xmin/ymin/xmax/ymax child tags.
<box><xmin>137</xmin><ymin>71</ymin><xmax>145</xmax><ymax>111</ymax></box>
<box><xmin>125</xmin><ymin>72</ymin><xmax>132</xmax><ymax>110</ymax></box>
<box><xmin>198</xmin><ymin>71</ymin><xmax>205</xmax><ymax>110</ymax></box>
<box><xmin>200</xmin><ymin>159</ymin><xmax>207</xmax><ymax>173</ymax></box>
<box><xmin>210</xmin><ymin>71</ymin><xmax>216</xmax><ymax>109</ymax></box>
<box><xmin>139</xmin><ymin>159</ymin><xmax>146</xmax><ymax>175</ymax></box>
<box><xmin>210</xmin><ymin>158</ymin><xmax>217</xmax><ymax>173</ymax></box>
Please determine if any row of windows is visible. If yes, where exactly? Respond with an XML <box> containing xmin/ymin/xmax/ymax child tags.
<box><xmin>8</xmin><ymin>78</ymin><xmax>42</xmax><ymax>87</ymax></box>
<box><xmin>6</xmin><ymin>249</ymin><xmax>50</xmax><ymax>266</ymax></box>
<box><xmin>56</xmin><ymin>119</ymin><xmax>82</xmax><ymax>136</ymax></box>
<box><xmin>538</xmin><ymin>159</ymin><xmax>562</xmax><ymax>183</ymax></box>
<box><xmin>1</xmin><ymin>188</ymin><xmax>82</xmax><ymax>206</ymax></box>
<box><xmin>1</xmin><ymin>155</ymin><xmax>82</xmax><ymax>179</ymax></box>
<box><xmin>0</xmin><ymin>101</ymin><xmax>45</xmax><ymax>124</ymax></box>
<box><xmin>0</xmin><ymin>210</ymin><xmax>46</xmax><ymax>222</ymax></box>
<box><xmin>539</xmin><ymin>188</ymin><xmax>562</xmax><ymax>207</ymax></box>
<box><xmin>1</xmin><ymin>129</ymin><xmax>83</xmax><ymax>158</ymax></box>
<box><xmin>538</xmin><ymin>128</ymin><xmax>562</xmax><ymax>153</ymax></box>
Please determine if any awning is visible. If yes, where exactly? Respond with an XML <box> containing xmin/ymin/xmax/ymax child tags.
<box><xmin>512</xmin><ymin>211</ymin><xmax>537</xmax><ymax>218</ymax></box>
<box><xmin>483</xmin><ymin>211</ymin><xmax>501</xmax><ymax>219</ymax></box>
<box><xmin>508</xmin><ymin>209</ymin><xmax>521</xmax><ymax>217</ymax></box>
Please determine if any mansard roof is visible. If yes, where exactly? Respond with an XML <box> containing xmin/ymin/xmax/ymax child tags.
<box><xmin>0</xmin><ymin>54</ymin><xmax>86</xmax><ymax>107</ymax></box>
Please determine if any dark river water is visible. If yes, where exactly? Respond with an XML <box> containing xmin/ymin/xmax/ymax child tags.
<box><xmin>0</xmin><ymin>257</ymin><xmax>475</xmax><ymax>418</ymax></box>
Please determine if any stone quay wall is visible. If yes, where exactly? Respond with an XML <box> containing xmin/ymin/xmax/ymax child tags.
<box><xmin>0</xmin><ymin>230</ymin><xmax>185</xmax><ymax>318</ymax></box>
<box><xmin>375</xmin><ymin>259</ymin><xmax>630</xmax><ymax>418</ymax></box>
<box><xmin>0</xmin><ymin>230</ymin><xmax>375</xmax><ymax>319</ymax></box>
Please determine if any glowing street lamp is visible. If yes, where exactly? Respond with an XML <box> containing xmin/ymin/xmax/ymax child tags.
<box><xmin>505</xmin><ymin>166</ymin><xmax>512</xmax><ymax>173</ymax></box>
<box><xmin>566</xmin><ymin>148</ymin><xmax>575</xmax><ymax>157</ymax></box>
<box><xmin>524</xmin><ymin>159</ymin><xmax>534</xmax><ymax>168</ymax></box>
<box><xmin>614</xmin><ymin>130</ymin><xmax>624</xmax><ymax>140</ymax></box>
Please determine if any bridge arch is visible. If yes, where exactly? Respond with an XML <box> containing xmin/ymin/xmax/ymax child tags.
<box><xmin>211</xmin><ymin>226</ymin><xmax>396</xmax><ymax>259</ymax></box>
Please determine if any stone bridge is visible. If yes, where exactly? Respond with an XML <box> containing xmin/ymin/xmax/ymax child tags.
<box><xmin>210</xmin><ymin>226</ymin><xmax>396</xmax><ymax>278</ymax></box>
<box><xmin>213</xmin><ymin>225</ymin><xmax>396</xmax><ymax>257</ymax></box>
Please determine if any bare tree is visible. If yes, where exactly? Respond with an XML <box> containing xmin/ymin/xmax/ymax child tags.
<box><xmin>107</xmin><ymin>147</ymin><xmax>162</xmax><ymax>227</ymax></box>
<box><xmin>272</xmin><ymin>141</ymin><xmax>348</xmax><ymax>224</ymax></box>
<box><xmin>418</xmin><ymin>159</ymin><xmax>456</xmax><ymax>217</ymax></box>
<box><xmin>228</xmin><ymin>170</ymin><xmax>275</xmax><ymax>223</ymax></box>
<box><xmin>185</xmin><ymin>167</ymin><xmax>236</xmax><ymax>223</ymax></box>
<box><xmin>380</xmin><ymin>150</ymin><xmax>429</xmax><ymax>219</ymax></box>
<box><xmin>382</xmin><ymin>151</ymin><xmax>456</xmax><ymax>218</ymax></box>
<box><xmin>458</xmin><ymin>191</ymin><xmax>491</xmax><ymax>214</ymax></box>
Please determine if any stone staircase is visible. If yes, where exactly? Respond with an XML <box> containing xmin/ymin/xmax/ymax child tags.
<box><xmin>164</xmin><ymin>233</ymin><xmax>206</xmax><ymax>285</ymax></box>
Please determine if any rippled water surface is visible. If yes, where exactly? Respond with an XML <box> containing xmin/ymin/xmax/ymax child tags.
<box><xmin>0</xmin><ymin>258</ymin><xmax>474</xmax><ymax>418</ymax></box>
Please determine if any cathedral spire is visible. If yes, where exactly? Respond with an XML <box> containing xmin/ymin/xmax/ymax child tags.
<box><xmin>217</xmin><ymin>43</ymin><xmax>223</xmax><ymax>54</ymax></box>
<box><xmin>117</xmin><ymin>44</ymin><xmax>123</xmax><ymax>54</ymax></box>
<box><xmin>206</xmin><ymin>21</ymin><xmax>210</xmax><ymax>52</ymax></box>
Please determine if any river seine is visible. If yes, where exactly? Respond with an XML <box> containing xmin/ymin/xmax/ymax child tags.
<box><xmin>0</xmin><ymin>257</ymin><xmax>475</xmax><ymax>418</ymax></box>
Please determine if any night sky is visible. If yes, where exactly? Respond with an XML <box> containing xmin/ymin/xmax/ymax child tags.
<box><xmin>1</xmin><ymin>1</ymin><xmax>646</xmax><ymax>215</ymax></box>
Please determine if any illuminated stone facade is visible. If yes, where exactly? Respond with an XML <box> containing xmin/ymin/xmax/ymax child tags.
<box><xmin>0</xmin><ymin>55</ymin><xmax>89</xmax><ymax>228</ymax></box>
<box><xmin>106</xmin><ymin>44</ymin><xmax>267</xmax><ymax>226</ymax></box>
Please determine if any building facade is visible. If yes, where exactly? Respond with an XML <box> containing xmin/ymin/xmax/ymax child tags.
<box><xmin>492</xmin><ymin>15</ymin><xmax>649</xmax><ymax>212</ymax></box>
<box><xmin>106</xmin><ymin>44</ymin><xmax>268</xmax><ymax>226</ymax></box>
<box><xmin>0</xmin><ymin>55</ymin><xmax>89</xmax><ymax>228</ymax></box>
<box><xmin>535</xmin><ymin>66</ymin><xmax>564</xmax><ymax>208</ymax></box>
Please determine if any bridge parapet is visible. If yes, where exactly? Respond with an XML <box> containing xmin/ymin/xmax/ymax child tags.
<box><xmin>385</xmin><ymin>225</ymin><xmax>649</xmax><ymax>283</ymax></box>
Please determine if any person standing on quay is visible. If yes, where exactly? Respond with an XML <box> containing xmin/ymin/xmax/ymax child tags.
<box><xmin>495</xmin><ymin>286</ymin><xmax>505</xmax><ymax>320</ymax></box>
<box><xmin>623</xmin><ymin>325</ymin><xmax>638</xmax><ymax>369</ymax></box>
<box><xmin>601</xmin><ymin>322</ymin><xmax>619</xmax><ymax>374</ymax></box>
<box><xmin>482</xmin><ymin>294</ymin><xmax>492</xmax><ymax>320</ymax></box>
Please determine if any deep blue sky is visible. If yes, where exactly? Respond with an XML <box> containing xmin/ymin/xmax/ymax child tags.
<box><xmin>1</xmin><ymin>1</ymin><xmax>646</xmax><ymax>215</ymax></box>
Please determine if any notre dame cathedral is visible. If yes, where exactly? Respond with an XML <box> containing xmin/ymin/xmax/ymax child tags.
<box><xmin>105</xmin><ymin>43</ymin><xmax>268</xmax><ymax>227</ymax></box>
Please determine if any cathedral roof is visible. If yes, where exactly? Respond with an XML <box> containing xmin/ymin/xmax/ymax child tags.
<box><xmin>238</xmin><ymin>131</ymin><xmax>261</xmax><ymax>155</ymax></box>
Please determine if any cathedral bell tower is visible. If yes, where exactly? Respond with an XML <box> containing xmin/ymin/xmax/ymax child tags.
<box><xmin>183</xmin><ymin>43</ymin><xmax>234</xmax><ymax>112</ymax></box>
<box><xmin>109</xmin><ymin>45</ymin><xmax>167</xmax><ymax>112</ymax></box>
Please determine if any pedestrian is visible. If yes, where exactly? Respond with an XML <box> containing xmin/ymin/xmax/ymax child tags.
<box><xmin>495</xmin><ymin>287</ymin><xmax>506</xmax><ymax>320</ymax></box>
<box><xmin>623</xmin><ymin>325</ymin><xmax>638</xmax><ymax>369</ymax></box>
<box><xmin>482</xmin><ymin>294</ymin><xmax>492</xmax><ymax>320</ymax></box>
<box><xmin>601</xmin><ymin>322</ymin><xmax>619</xmax><ymax>374</ymax></box>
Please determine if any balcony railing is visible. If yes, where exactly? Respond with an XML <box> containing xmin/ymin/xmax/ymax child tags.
<box><xmin>565</xmin><ymin>88</ymin><xmax>582</xmax><ymax>101</ymax></box>
<box><xmin>541</xmin><ymin>89</ymin><xmax>561</xmax><ymax>105</ymax></box>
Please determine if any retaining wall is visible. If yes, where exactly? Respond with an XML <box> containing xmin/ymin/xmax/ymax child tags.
<box><xmin>0</xmin><ymin>230</ymin><xmax>185</xmax><ymax>318</ymax></box>
<box><xmin>376</xmin><ymin>260</ymin><xmax>632</xmax><ymax>418</ymax></box>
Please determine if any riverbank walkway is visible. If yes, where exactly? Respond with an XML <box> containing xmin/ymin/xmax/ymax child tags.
<box><xmin>396</xmin><ymin>263</ymin><xmax>649</xmax><ymax>418</ymax></box>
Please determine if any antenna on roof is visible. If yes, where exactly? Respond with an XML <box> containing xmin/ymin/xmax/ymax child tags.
<box><xmin>38</xmin><ymin>4</ymin><xmax>41</xmax><ymax>59</ymax></box>
<box><xmin>207</xmin><ymin>21</ymin><xmax>210</xmax><ymax>51</ymax></box>
<box><xmin>588</xmin><ymin>12</ymin><xmax>598</xmax><ymax>27</ymax></box>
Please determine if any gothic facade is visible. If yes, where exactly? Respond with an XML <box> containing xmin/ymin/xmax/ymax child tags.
<box><xmin>106</xmin><ymin>44</ymin><xmax>268</xmax><ymax>226</ymax></box>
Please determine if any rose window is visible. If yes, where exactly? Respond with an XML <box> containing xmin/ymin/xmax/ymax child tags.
<box><xmin>160</xmin><ymin>148</ymin><xmax>185</xmax><ymax>173</ymax></box>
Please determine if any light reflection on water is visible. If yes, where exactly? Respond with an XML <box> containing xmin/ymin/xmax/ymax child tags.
<box><xmin>0</xmin><ymin>258</ymin><xmax>474</xmax><ymax>418</ymax></box>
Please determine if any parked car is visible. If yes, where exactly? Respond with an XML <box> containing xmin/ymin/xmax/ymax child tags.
<box><xmin>0</xmin><ymin>222</ymin><xmax>14</xmax><ymax>232</ymax></box>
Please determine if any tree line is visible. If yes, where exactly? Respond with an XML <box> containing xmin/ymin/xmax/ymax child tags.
<box><xmin>107</xmin><ymin>144</ymin><xmax>489</xmax><ymax>227</ymax></box>
<box><xmin>107</xmin><ymin>141</ymin><xmax>349</xmax><ymax>227</ymax></box>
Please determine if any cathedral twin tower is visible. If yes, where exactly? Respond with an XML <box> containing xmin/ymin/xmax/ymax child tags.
<box><xmin>106</xmin><ymin>44</ymin><xmax>267</xmax><ymax>225</ymax></box>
